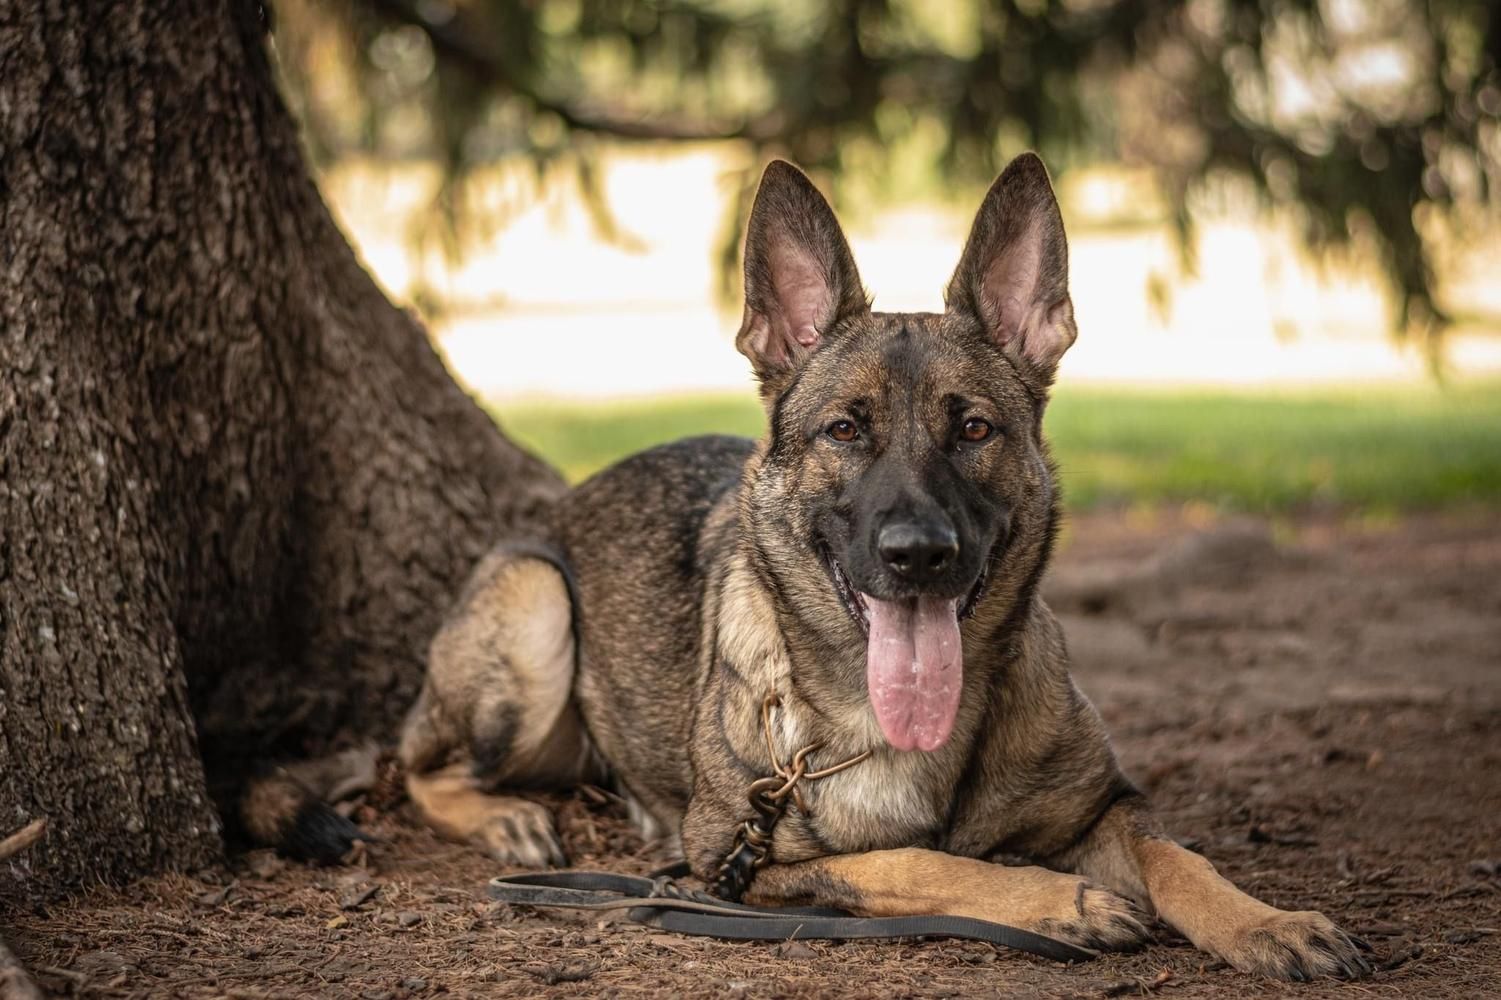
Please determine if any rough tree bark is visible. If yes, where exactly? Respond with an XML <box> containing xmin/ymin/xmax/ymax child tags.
<box><xmin>0</xmin><ymin>0</ymin><xmax>565</xmax><ymax>904</ymax></box>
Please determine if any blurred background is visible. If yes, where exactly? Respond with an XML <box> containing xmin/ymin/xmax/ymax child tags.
<box><xmin>271</xmin><ymin>0</ymin><xmax>1500</xmax><ymax>511</ymax></box>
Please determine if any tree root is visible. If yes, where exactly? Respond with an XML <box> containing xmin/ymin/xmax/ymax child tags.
<box><xmin>0</xmin><ymin>819</ymin><xmax>46</xmax><ymax>862</ymax></box>
<box><xmin>0</xmin><ymin>938</ymin><xmax>45</xmax><ymax>1000</ymax></box>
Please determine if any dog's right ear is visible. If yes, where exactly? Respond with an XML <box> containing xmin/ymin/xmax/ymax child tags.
<box><xmin>737</xmin><ymin>161</ymin><xmax>869</xmax><ymax>385</ymax></box>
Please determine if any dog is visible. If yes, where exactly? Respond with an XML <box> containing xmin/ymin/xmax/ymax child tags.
<box><xmin>397</xmin><ymin>154</ymin><xmax>1370</xmax><ymax>980</ymax></box>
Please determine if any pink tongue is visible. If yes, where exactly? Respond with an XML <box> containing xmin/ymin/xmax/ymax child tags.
<box><xmin>863</xmin><ymin>595</ymin><xmax>963</xmax><ymax>752</ymax></box>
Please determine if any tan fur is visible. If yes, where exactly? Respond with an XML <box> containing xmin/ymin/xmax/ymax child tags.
<box><xmin>239</xmin><ymin>747</ymin><xmax>377</xmax><ymax>861</ymax></box>
<box><xmin>399</xmin><ymin>156</ymin><xmax>1369</xmax><ymax>981</ymax></box>
<box><xmin>747</xmin><ymin>848</ymin><xmax>1148</xmax><ymax>952</ymax></box>
<box><xmin>1055</xmin><ymin>801</ymin><xmax>1368</xmax><ymax>979</ymax></box>
<box><xmin>406</xmin><ymin>764</ymin><xmax>566</xmax><ymax>868</ymax></box>
<box><xmin>400</xmin><ymin>552</ymin><xmax>599</xmax><ymax>864</ymax></box>
<box><xmin>240</xmin><ymin>772</ymin><xmax>305</xmax><ymax>846</ymax></box>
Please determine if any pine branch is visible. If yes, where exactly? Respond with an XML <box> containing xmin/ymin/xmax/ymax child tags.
<box><xmin>367</xmin><ymin>0</ymin><xmax>782</xmax><ymax>143</ymax></box>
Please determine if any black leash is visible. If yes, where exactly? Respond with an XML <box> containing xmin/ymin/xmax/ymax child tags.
<box><xmin>491</xmin><ymin>694</ymin><xmax>1092</xmax><ymax>963</ymax></box>
<box><xmin>487</xmin><ymin>869</ymin><xmax>1096</xmax><ymax>963</ymax></box>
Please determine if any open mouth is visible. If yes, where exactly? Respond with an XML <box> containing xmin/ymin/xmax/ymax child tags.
<box><xmin>820</xmin><ymin>545</ymin><xmax>987</xmax><ymax>637</ymax></box>
<box><xmin>818</xmin><ymin>545</ymin><xmax>989</xmax><ymax>753</ymax></box>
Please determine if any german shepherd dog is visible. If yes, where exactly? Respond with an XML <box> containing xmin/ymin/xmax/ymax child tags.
<box><xmin>398</xmin><ymin>155</ymin><xmax>1370</xmax><ymax>979</ymax></box>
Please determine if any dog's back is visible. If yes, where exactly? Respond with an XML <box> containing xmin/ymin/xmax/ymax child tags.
<box><xmin>555</xmin><ymin>434</ymin><xmax>756</xmax><ymax>830</ymax></box>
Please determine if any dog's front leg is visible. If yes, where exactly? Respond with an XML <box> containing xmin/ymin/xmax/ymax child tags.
<box><xmin>744</xmin><ymin>848</ymin><xmax>1149</xmax><ymax>952</ymax></box>
<box><xmin>1052</xmin><ymin>799</ymin><xmax>1371</xmax><ymax>980</ymax></box>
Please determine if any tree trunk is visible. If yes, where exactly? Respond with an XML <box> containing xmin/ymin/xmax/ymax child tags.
<box><xmin>0</xmin><ymin>0</ymin><xmax>564</xmax><ymax>902</ymax></box>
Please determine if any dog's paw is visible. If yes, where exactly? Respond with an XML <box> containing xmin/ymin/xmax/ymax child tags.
<box><xmin>1215</xmin><ymin>910</ymin><xmax>1373</xmax><ymax>981</ymax></box>
<box><xmin>478</xmin><ymin>800</ymin><xmax>567</xmax><ymax>869</ymax></box>
<box><xmin>1034</xmin><ymin>882</ymin><xmax>1152</xmax><ymax>952</ymax></box>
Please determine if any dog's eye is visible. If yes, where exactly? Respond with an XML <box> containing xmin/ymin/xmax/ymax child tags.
<box><xmin>826</xmin><ymin>420</ymin><xmax>860</xmax><ymax>443</ymax></box>
<box><xmin>960</xmin><ymin>418</ymin><xmax>993</xmax><ymax>443</ymax></box>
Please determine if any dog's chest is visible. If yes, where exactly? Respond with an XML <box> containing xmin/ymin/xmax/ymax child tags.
<box><xmin>764</xmin><ymin>704</ymin><xmax>951</xmax><ymax>857</ymax></box>
<box><xmin>796</xmin><ymin>752</ymin><xmax>946</xmax><ymax>853</ymax></box>
<box><xmin>709</xmin><ymin>562</ymin><xmax>955</xmax><ymax>857</ymax></box>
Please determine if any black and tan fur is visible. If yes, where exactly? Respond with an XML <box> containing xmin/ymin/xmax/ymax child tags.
<box><xmin>399</xmin><ymin>155</ymin><xmax>1370</xmax><ymax>979</ymax></box>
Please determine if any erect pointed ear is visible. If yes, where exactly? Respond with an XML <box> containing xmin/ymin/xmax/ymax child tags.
<box><xmin>737</xmin><ymin>160</ymin><xmax>869</xmax><ymax>382</ymax></box>
<box><xmin>945</xmin><ymin>152</ymin><xmax>1077</xmax><ymax>381</ymax></box>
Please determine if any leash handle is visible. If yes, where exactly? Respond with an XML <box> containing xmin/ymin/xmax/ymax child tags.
<box><xmin>488</xmin><ymin>870</ymin><xmax>1097</xmax><ymax>964</ymax></box>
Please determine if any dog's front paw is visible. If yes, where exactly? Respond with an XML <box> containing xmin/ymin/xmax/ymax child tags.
<box><xmin>1034</xmin><ymin>882</ymin><xmax>1152</xmax><ymax>952</ymax></box>
<box><xmin>1215</xmin><ymin>910</ymin><xmax>1372</xmax><ymax>981</ymax></box>
<box><xmin>478</xmin><ymin>799</ymin><xmax>567</xmax><ymax>869</ymax></box>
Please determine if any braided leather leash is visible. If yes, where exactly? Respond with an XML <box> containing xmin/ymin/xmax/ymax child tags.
<box><xmin>487</xmin><ymin>868</ymin><xmax>1096</xmax><ymax>962</ymax></box>
<box><xmin>485</xmin><ymin>692</ymin><xmax>1094</xmax><ymax>962</ymax></box>
<box><xmin>713</xmin><ymin>692</ymin><xmax>871</xmax><ymax>900</ymax></box>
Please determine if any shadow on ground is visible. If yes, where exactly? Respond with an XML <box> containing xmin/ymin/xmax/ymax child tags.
<box><xmin>8</xmin><ymin>511</ymin><xmax>1500</xmax><ymax>998</ymax></box>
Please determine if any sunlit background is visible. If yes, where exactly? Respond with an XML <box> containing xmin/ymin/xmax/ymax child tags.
<box><xmin>323</xmin><ymin>149</ymin><xmax>1501</xmax><ymax>400</ymax></box>
<box><xmin>274</xmin><ymin>0</ymin><xmax>1501</xmax><ymax>507</ymax></box>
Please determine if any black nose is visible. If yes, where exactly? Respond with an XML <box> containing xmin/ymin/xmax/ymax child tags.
<box><xmin>878</xmin><ymin>521</ymin><xmax>960</xmax><ymax>582</ymax></box>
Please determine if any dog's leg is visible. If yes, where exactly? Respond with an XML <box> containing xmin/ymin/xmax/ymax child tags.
<box><xmin>745</xmin><ymin>848</ymin><xmax>1149</xmax><ymax>952</ymax></box>
<box><xmin>406</xmin><ymin>764</ymin><xmax>567</xmax><ymax>867</ymax></box>
<box><xmin>400</xmin><ymin>553</ymin><xmax>597</xmax><ymax>866</ymax></box>
<box><xmin>1052</xmin><ymin>798</ymin><xmax>1371</xmax><ymax>979</ymax></box>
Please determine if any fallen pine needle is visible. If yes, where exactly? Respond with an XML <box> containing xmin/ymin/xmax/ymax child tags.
<box><xmin>1102</xmin><ymin>968</ymin><xmax>1175</xmax><ymax>997</ymax></box>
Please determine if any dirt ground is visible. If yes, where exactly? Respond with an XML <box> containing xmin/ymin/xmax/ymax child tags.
<box><xmin>6</xmin><ymin>510</ymin><xmax>1499</xmax><ymax>999</ymax></box>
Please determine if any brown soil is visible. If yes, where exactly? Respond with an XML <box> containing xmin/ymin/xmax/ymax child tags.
<box><xmin>6</xmin><ymin>511</ymin><xmax>1499</xmax><ymax>999</ymax></box>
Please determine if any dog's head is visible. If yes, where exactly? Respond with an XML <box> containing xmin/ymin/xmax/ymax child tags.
<box><xmin>738</xmin><ymin>154</ymin><xmax>1077</xmax><ymax>753</ymax></box>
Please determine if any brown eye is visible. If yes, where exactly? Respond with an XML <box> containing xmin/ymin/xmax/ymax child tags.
<box><xmin>961</xmin><ymin>417</ymin><xmax>993</xmax><ymax>443</ymax></box>
<box><xmin>827</xmin><ymin>420</ymin><xmax>859</xmax><ymax>443</ymax></box>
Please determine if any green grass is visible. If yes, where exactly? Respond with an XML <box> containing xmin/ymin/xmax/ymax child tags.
<box><xmin>492</xmin><ymin>380</ymin><xmax>1501</xmax><ymax>512</ymax></box>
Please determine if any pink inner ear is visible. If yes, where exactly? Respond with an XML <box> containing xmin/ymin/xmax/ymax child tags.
<box><xmin>768</xmin><ymin>243</ymin><xmax>832</xmax><ymax>353</ymax></box>
<box><xmin>980</xmin><ymin>221</ymin><xmax>1042</xmax><ymax>348</ymax></box>
<box><xmin>979</xmin><ymin>221</ymin><xmax>1075</xmax><ymax>365</ymax></box>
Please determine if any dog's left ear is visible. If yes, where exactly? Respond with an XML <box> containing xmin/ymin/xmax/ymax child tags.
<box><xmin>737</xmin><ymin>160</ymin><xmax>869</xmax><ymax>383</ymax></box>
<box><xmin>945</xmin><ymin>153</ymin><xmax>1077</xmax><ymax>383</ymax></box>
